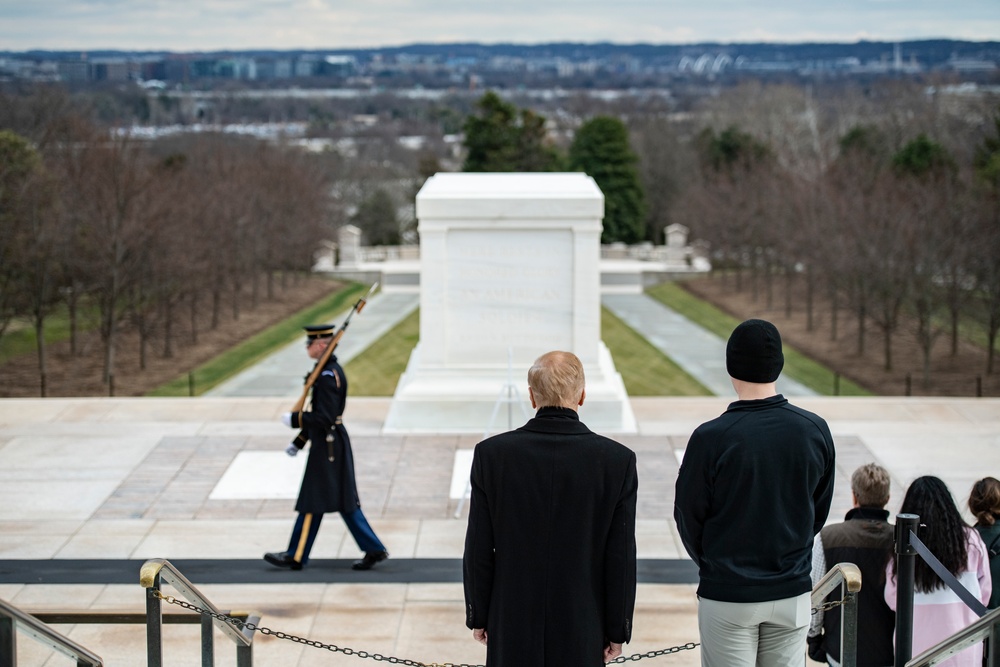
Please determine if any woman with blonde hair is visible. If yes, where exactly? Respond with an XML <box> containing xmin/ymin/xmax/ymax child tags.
<box><xmin>969</xmin><ymin>477</ymin><xmax>1000</xmax><ymax>609</ymax></box>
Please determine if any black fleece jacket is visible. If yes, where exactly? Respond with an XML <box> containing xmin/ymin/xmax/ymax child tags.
<box><xmin>674</xmin><ymin>394</ymin><xmax>836</xmax><ymax>603</ymax></box>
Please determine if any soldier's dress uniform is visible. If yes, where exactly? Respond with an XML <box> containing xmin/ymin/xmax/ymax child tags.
<box><xmin>264</xmin><ymin>325</ymin><xmax>388</xmax><ymax>571</ymax></box>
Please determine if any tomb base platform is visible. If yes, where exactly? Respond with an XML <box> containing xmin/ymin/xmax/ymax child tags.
<box><xmin>383</xmin><ymin>342</ymin><xmax>636</xmax><ymax>434</ymax></box>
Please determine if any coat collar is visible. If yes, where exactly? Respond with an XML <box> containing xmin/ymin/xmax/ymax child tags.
<box><xmin>520</xmin><ymin>407</ymin><xmax>592</xmax><ymax>435</ymax></box>
<box><xmin>727</xmin><ymin>394</ymin><xmax>788</xmax><ymax>411</ymax></box>
<box><xmin>845</xmin><ymin>506</ymin><xmax>891</xmax><ymax>522</ymax></box>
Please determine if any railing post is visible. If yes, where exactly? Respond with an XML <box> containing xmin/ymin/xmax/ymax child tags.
<box><xmin>894</xmin><ymin>513</ymin><xmax>920</xmax><ymax>667</ymax></box>
<box><xmin>237</xmin><ymin>642</ymin><xmax>253</xmax><ymax>667</ymax></box>
<box><xmin>201</xmin><ymin>613</ymin><xmax>214</xmax><ymax>666</ymax></box>
<box><xmin>0</xmin><ymin>613</ymin><xmax>15</xmax><ymax>666</ymax></box>
<box><xmin>841</xmin><ymin>587</ymin><xmax>859</xmax><ymax>667</ymax></box>
<box><xmin>989</xmin><ymin>622</ymin><xmax>1000</xmax><ymax>667</ymax></box>
<box><xmin>146</xmin><ymin>573</ymin><xmax>163</xmax><ymax>667</ymax></box>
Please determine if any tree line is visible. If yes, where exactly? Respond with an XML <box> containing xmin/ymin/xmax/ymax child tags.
<box><xmin>2</xmin><ymin>80</ymin><xmax>999</xmax><ymax>394</ymax></box>
<box><xmin>673</xmin><ymin>117</ymin><xmax>1000</xmax><ymax>385</ymax></box>
<box><xmin>460</xmin><ymin>86</ymin><xmax>1000</xmax><ymax>386</ymax></box>
<box><xmin>0</xmin><ymin>89</ymin><xmax>331</xmax><ymax>395</ymax></box>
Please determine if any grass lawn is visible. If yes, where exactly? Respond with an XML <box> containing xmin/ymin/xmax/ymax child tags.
<box><xmin>0</xmin><ymin>302</ymin><xmax>100</xmax><ymax>365</ymax></box>
<box><xmin>645</xmin><ymin>281</ymin><xmax>871</xmax><ymax>397</ymax></box>
<box><xmin>602</xmin><ymin>307</ymin><xmax>712</xmax><ymax>396</ymax></box>
<box><xmin>339</xmin><ymin>306</ymin><xmax>712</xmax><ymax>397</ymax></box>
<box><xmin>344</xmin><ymin>308</ymin><xmax>419</xmax><ymax>396</ymax></box>
<box><xmin>148</xmin><ymin>282</ymin><xmax>368</xmax><ymax>396</ymax></box>
<box><xmin>148</xmin><ymin>279</ymin><xmax>875</xmax><ymax>398</ymax></box>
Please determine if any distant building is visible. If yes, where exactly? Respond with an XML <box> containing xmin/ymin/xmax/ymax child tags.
<box><xmin>91</xmin><ymin>58</ymin><xmax>133</xmax><ymax>81</ymax></box>
<box><xmin>56</xmin><ymin>60</ymin><xmax>89</xmax><ymax>82</ymax></box>
<box><xmin>947</xmin><ymin>57</ymin><xmax>998</xmax><ymax>72</ymax></box>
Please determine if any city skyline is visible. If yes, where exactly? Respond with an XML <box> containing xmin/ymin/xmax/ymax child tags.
<box><xmin>1</xmin><ymin>0</ymin><xmax>998</xmax><ymax>52</ymax></box>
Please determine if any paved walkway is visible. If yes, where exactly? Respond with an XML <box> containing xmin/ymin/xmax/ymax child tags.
<box><xmin>603</xmin><ymin>293</ymin><xmax>815</xmax><ymax>396</ymax></box>
<box><xmin>208</xmin><ymin>291</ymin><xmax>813</xmax><ymax>400</ymax></box>
<box><xmin>206</xmin><ymin>292</ymin><xmax>420</xmax><ymax>397</ymax></box>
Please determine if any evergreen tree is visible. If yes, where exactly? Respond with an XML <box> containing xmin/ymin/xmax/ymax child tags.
<box><xmin>892</xmin><ymin>134</ymin><xmax>956</xmax><ymax>178</ymax></box>
<box><xmin>695</xmin><ymin>125</ymin><xmax>772</xmax><ymax>174</ymax></box>
<box><xmin>568</xmin><ymin>116</ymin><xmax>646</xmax><ymax>243</ymax></box>
<box><xmin>462</xmin><ymin>92</ymin><xmax>562</xmax><ymax>172</ymax></box>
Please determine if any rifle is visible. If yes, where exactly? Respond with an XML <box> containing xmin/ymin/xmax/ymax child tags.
<box><xmin>289</xmin><ymin>282</ymin><xmax>378</xmax><ymax>448</ymax></box>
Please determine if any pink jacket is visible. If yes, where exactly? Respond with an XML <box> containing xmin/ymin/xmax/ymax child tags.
<box><xmin>884</xmin><ymin>527</ymin><xmax>991</xmax><ymax>667</ymax></box>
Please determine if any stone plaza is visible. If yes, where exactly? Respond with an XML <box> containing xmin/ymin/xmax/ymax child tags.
<box><xmin>2</xmin><ymin>391</ymin><xmax>999</xmax><ymax>666</ymax></box>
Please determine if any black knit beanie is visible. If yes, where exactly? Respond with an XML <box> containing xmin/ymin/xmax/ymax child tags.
<box><xmin>726</xmin><ymin>319</ymin><xmax>784</xmax><ymax>383</ymax></box>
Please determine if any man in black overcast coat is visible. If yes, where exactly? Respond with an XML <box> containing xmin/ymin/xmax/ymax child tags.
<box><xmin>463</xmin><ymin>350</ymin><xmax>638</xmax><ymax>667</ymax></box>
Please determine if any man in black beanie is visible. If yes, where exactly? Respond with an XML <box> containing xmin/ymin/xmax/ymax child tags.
<box><xmin>674</xmin><ymin>318</ymin><xmax>836</xmax><ymax>667</ymax></box>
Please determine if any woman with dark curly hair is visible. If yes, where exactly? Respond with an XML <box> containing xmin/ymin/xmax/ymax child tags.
<box><xmin>969</xmin><ymin>477</ymin><xmax>1000</xmax><ymax>609</ymax></box>
<box><xmin>884</xmin><ymin>476</ymin><xmax>991</xmax><ymax>667</ymax></box>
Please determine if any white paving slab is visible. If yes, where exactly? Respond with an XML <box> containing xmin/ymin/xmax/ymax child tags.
<box><xmin>210</xmin><ymin>451</ymin><xmax>307</xmax><ymax>500</ymax></box>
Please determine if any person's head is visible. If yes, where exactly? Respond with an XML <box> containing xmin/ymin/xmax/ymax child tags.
<box><xmin>969</xmin><ymin>477</ymin><xmax>1000</xmax><ymax>527</ymax></box>
<box><xmin>895</xmin><ymin>475</ymin><xmax>969</xmax><ymax>592</ymax></box>
<box><xmin>304</xmin><ymin>324</ymin><xmax>335</xmax><ymax>360</ymax></box>
<box><xmin>726</xmin><ymin>319</ymin><xmax>784</xmax><ymax>389</ymax></box>
<box><xmin>527</xmin><ymin>351</ymin><xmax>586</xmax><ymax>411</ymax></box>
<box><xmin>851</xmin><ymin>463</ymin><xmax>890</xmax><ymax>508</ymax></box>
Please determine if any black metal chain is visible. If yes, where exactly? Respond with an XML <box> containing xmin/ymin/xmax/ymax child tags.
<box><xmin>811</xmin><ymin>592</ymin><xmax>855</xmax><ymax>616</ymax></box>
<box><xmin>150</xmin><ymin>589</ymin><xmax>700</xmax><ymax>665</ymax></box>
<box><xmin>151</xmin><ymin>590</ymin><xmax>449</xmax><ymax>665</ymax></box>
<box><xmin>606</xmin><ymin>642</ymin><xmax>700</xmax><ymax>663</ymax></box>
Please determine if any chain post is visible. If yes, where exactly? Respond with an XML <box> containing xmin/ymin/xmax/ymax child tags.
<box><xmin>841</xmin><ymin>589</ymin><xmax>859</xmax><ymax>667</ymax></box>
<box><xmin>0</xmin><ymin>614</ymin><xmax>15</xmax><ymax>666</ymax></box>
<box><xmin>201</xmin><ymin>611</ymin><xmax>214</xmax><ymax>666</ymax></box>
<box><xmin>146</xmin><ymin>573</ymin><xmax>163</xmax><ymax>667</ymax></box>
<box><xmin>895</xmin><ymin>513</ymin><xmax>920</xmax><ymax>667</ymax></box>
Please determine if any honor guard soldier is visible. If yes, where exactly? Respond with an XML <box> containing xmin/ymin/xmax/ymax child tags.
<box><xmin>264</xmin><ymin>324</ymin><xmax>389</xmax><ymax>571</ymax></box>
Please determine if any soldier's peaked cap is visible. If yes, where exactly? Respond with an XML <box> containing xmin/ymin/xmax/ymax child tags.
<box><xmin>304</xmin><ymin>324</ymin><xmax>336</xmax><ymax>340</ymax></box>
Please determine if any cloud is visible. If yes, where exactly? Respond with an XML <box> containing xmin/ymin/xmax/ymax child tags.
<box><xmin>0</xmin><ymin>0</ymin><xmax>997</xmax><ymax>51</ymax></box>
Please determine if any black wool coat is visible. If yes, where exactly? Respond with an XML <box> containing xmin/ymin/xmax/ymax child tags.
<box><xmin>463</xmin><ymin>407</ymin><xmax>638</xmax><ymax>667</ymax></box>
<box><xmin>290</xmin><ymin>355</ymin><xmax>360</xmax><ymax>514</ymax></box>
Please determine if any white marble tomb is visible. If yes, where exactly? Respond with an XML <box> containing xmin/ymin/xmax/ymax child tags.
<box><xmin>383</xmin><ymin>172</ymin><xmax>636</xmax><ymax>434</ymax></box>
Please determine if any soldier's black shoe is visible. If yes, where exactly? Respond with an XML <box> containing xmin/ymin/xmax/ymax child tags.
<box><xmin>264</xmin><ymin>552</ymin><xmax>303</xmax><ymax>570</ymax></box>
<box><xmin>352</xmin><ymin>550</ymin><xmax>389</xmax><ymax>570</ymax></box>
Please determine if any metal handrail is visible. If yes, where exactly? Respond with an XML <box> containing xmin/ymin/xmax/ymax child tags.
<box><xmin>811</xmin><ymin>562</ymin><xmax>863</xmax><ymax>667</ymax></box>
<box><xmin>906</xmin><ymin>606</ymin><xmax>1000</xmax><ymax>667</ymax></box>
<box><xmin>0</xmin><ymin>598</ymin><xmax>104</xmax><ymax>666</ymax></box>
<box><xmin>141</xmin><ymin>558</ymin><xmax>259</xmax><ymax>667</ymax></box>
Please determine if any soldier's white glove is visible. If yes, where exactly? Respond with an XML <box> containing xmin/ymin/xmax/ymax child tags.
<box><xmin>285</xmin><ymin>443</ymin><xmax>298</xmax><ymax>457</ymax></box>
<box><xmin>281</xmin><ymin>412</ymin><xmax>292</xmax><ymax>428</ymax></box>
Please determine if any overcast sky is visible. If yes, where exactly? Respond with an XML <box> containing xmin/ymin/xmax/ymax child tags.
<box><xmin>1</xmin><ymin>1</ymin><xmax>998</xmax><ymax>52</ymax></box>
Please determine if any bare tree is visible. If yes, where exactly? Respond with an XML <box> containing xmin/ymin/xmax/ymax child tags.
<box><xmin>631</xmin><ymin>117</ymin><xmax>694</xmax><ymax>243</ymax></box>
<box><xmin>60</xmin><ymin>129</ymin><xmax>155</xmax><ymax>388</ymax></box>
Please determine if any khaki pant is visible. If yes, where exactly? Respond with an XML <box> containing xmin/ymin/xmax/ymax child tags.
<box><xmin>697</xmin><ymin>592</ymin><xmax>810</xmax><ymax>667</ymax></box>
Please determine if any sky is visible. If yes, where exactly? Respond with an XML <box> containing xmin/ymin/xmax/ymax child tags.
<box><xmin>0</xmin><ymin>0</ymin><xmax>998</xmax><ymax>52</ymax></box>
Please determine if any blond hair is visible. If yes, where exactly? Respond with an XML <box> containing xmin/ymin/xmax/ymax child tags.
<box><xmin>527</xmin><ymin>351</ymin><xmax>585</xmax><ymax>409</ymax></box>
<box><xmin>851</xmin><ymin>463</ymin><xmax>890</xmax><ymax>508</ymax></box>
